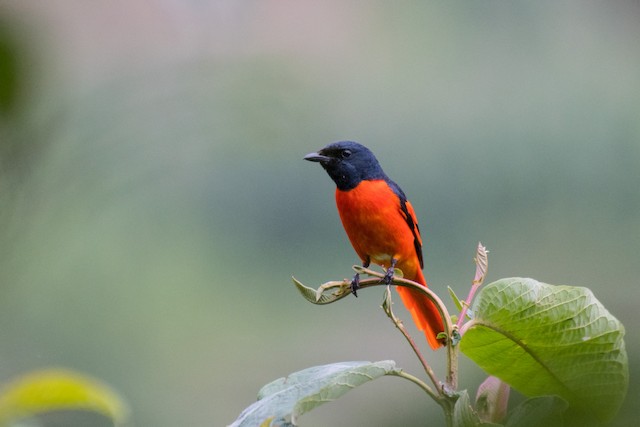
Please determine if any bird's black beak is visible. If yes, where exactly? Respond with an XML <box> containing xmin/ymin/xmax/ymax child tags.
<box><xmin>303</xmin><ymin>151</ymin><xmax>330</xmax><ymax>163</ymax></box>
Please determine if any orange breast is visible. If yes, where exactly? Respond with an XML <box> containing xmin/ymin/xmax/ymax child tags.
<box><xmin>335</xmin><ymin>180</ymin><xmax>421</xmax><ymax>280</ymax></box>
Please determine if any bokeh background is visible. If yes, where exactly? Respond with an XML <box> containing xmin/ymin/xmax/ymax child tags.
<box><xmin>0</xmin><ymin>1</ymin><xmax>638</xmax><ymax>426</ymax></box>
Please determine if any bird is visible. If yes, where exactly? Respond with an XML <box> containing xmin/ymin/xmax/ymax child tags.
<box><xmin>304</xmin><ymin>141</ymin><xmax>444</xmax><ymax>349</ymax></box>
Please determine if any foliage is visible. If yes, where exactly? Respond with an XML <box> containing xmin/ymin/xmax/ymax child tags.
<box><xmin>230</xmin><ymin>244</ymin><xmax>628</xmax><ymax>426</ymax></box>
<box><xmin>461</xmin><ymin>278</ymin><xmax>627</xmax><ymax>423</ymax></box>
<box><xmin>0</xmin><ymin>369</ymin><xmax>128</xmax><ymax>426</ymax></box>
<box><xmin>230</xmin><ymin>361</ymin><xmax>398</xmax><ymax>427</ymax></box>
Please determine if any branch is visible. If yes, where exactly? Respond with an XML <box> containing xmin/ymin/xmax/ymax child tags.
<box><xmin>353</xmin><ymin>266</ymin><xmax>458</xmax><ymax>390</ymax></box>
<box><xmin>387</xmin><ymin>369</ymin><xmax>442</xmax><ymax>405</ymax></box>
<box><xmin>381</xmin><ymin>286</ymin><xmax>442</xmax><ymax>397</ymax></box>
<box><xmin>293</xmin><ymin>263</ymin><xmax>463</xmax><ymax>391</ymax></box>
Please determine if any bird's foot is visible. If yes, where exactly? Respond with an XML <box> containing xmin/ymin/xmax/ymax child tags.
<box><xmin>382</xmin><ymin>267</ymin><xmax>394</xmax><ymax>285</ymax></box>
<box><xmin>381</xmin><ymin>259</ymin><xmax>398</xmax><ymax>285</ymax></box>
<box><xmin>350</xmin><ymin>273</ymin><xmax>360</xmax><ymax>297</ymax></box>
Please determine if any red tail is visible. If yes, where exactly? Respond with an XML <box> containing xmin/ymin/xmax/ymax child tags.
<box><xmin>395</xmin><ymin>269</ymin><xmax>445</xmax><ymax>349</ymax></box>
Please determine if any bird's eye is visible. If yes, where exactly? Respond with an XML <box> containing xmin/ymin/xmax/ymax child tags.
<box><xmin>341</xmin><ymin>150</ymin><xmax>352</xmax><ymax>158</ymax></box>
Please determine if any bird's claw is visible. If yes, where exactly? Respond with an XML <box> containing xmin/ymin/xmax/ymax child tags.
<box><xmin>350</xmin><ymin>273</ymin><xmax>360</xmax><ymax>297</ymax></box>
<box><xmin>382</xmin><ymin>267</ymin><xmax>394</xmax><ymax>285</ymax></box>
<box><xmin>381</xmin><ymin>259</ymin><xmax>398</xmax><ymax>285</ymax></box>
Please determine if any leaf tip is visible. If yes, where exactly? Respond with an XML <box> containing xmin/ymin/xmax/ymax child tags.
<box><xmin>473</xmin><ymin>242</ymin><xmax>488</xmax><ymax>284</ymax></box>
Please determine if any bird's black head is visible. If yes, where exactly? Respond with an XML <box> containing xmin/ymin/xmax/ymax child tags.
<box><xmin>304</xmin><ymin>141</ymin><xmax>387</xmax><ymax>191</ymax></box>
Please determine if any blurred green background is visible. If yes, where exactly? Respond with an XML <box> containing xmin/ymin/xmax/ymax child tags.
<box><xmin>0</xmin><ymin>1</ymin><xmax>638</xmax><ymax>426</ymax></box>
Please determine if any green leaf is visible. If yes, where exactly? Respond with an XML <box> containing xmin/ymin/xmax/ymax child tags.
<box><xmin>460</xmin><ymin>278</ymin><xmax>628</xmax><ymax>423</ymax></box>
<box><xmin>453</xmin><ymin>390</ymin><xmax>501</xmax><ymax>427</ymax></box>
<box><xmin>292</xmin><ymin>277</ymin><xmax>351</xmax><ymax>305</ymax></box>
<box><xmin>230</xmin><ymin>361</ymin><xmax>398</xmax><ymax>426</ymax></box>
<box><xmin>448</xmin><ymin>286</ymin><xmax>465</xmax><ymax>312</ymax></box>
<box><xmin>0</xmin><ymin>368</ymin><xmax>129</xmax><ymax>426</ymax></box>
<box><xmin>505</xmin><ymin>395</ymin><xmax>568</xmax><ymax>427</ymax></box>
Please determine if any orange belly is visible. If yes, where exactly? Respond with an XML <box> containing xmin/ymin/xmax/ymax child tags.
<box><xmin>335</xmin><ymin>180</ymin><xmax>420</xmax><ymax>280</ymax></box>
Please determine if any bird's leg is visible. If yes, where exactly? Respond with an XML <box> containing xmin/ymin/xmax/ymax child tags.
<box><xmin>382</xmin><ymin>258</ymin><xmax>398</xmax><ymax>285</ymax></box>
<box><xmin>351</xmin><ymin>257</ymin><xmax>370</xmax><ymax>297</ymax></box>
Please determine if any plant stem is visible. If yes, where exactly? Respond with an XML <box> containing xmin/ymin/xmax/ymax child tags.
<box><xmin>382</xmin><ymin>287</ymin><xmax>443</xmax><ymax>395</ymax></box>
<box><xmin>306</xmin><ymin>266</ymin><xmax>464</xmax><ymax>426</ymax></box>
<box><xmin>456</xmin><ymin>242</ymin><xmax>488</xmax><ymax>330</ymax></box>
<box><xmin>356</xmin><ymin>266</ymin><xmax>459</xmax><ymax>391</ymax></box>
<box><xmin>388</xmin><ymin>370</ymin><xmax>440</xmax><ymax>403</ymax></box>
<box><xmin>388</xmin><ymin>371</ymin><xmax>455</xmax><ymax>427</ymax></box>
<box><xmin>443</xmin><ymin>400</ymin><xmax>455</xmax><ymax>427</ymax></box>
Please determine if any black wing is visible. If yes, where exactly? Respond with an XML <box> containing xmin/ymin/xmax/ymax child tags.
<box><xmin>386</xmin><ymin>178</ymin><xmax>424</xmax><ymax>269</ymax></box>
